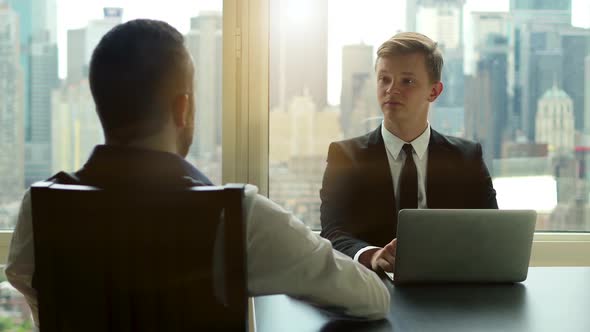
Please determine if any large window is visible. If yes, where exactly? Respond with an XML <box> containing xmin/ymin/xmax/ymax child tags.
<box><xmin>269</xmin><ymin>0</ymin><xmax>590</xmax><ymax>233</ymax></box>
<box><xmin>0</xmin><ymin>0</ymin><xmax>223</xmax><ymax>231</ymax></box>
<box><xmin>1</xmin><ymin>0</ymin><xmax>589</xmax><ymax>327</ymax></box>
<box><xmin>0</xmin><ymin>0</ymin><xmax>222</xmax><ymax>326</ymax></box>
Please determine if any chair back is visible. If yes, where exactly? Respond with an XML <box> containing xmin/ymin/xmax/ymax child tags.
<box><xmin>31</xmin><ymin>181</ymin><xmax>247</xmax><ymax>331</ymax></box>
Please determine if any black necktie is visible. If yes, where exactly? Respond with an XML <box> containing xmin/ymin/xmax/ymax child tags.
<box><xmin>399</xmin><ymin>144</ymin><xmax>418</xmax><ymax>210</ymax></box>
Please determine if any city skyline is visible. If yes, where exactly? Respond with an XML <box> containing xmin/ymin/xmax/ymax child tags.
<box><xmin>1</xmin><ymin>0</ymin><xmax>589</xmax><ymax>327</ymax></box>
<box><xmin>53</xmin><ymin>0</ymin><xmax>513</xmax><ymax>105</ymax></box>
<box><xmin>0</xmin><ymin>0</ymin><xmax>589</xmax><ymax>233</ymax></box>
<box><xmin>50</xmin><ymin>0</ymin><xmax>590</xmax><ymax>105</ymax></box>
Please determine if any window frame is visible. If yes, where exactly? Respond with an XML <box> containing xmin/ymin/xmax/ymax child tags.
<box><xmin>227</xmin><ymin>0</ymin><xmax>590</xmax><ymax>267</ymax></box>
<box><xmin>0</xmin><ymin>0</ymin><xmax>588</xmax><ymax>267</ymax></box>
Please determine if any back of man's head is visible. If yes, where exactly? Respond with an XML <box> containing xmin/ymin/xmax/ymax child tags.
<box><xmin>89</xmin><ymin>19</ymin><xmax>192</xmax><ymax>144</ymax></box>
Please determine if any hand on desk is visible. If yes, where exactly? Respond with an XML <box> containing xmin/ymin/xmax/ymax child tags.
<box><xmin>359</xmin><ymin>239</ymin><xmax>397</xmax><ymax>273</ymax></box>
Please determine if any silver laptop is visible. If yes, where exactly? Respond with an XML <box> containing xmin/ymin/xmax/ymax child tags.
<box><xmin>392</xmin><ymin>209</ymin><xmax>536</xmax><ymax>284</ymax></box>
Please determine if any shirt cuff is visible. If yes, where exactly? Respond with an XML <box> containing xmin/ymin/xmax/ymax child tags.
<box><xmin>353</xmin><ymin>246</ymin><xmax>381</xmax><ymax>262</ymax></box>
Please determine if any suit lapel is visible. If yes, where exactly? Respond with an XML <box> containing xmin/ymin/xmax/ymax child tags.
<box><xmin>364</xmin><ymin>126</ymin><xmax>397</xmax><ymax>228</ymax></box>
<box><xmin>426</xmin><ymin>129</ymin><xmax>454</xmax><ymax>208</ymax></box>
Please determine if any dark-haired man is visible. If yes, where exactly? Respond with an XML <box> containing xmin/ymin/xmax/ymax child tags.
<box><xmin>6</xmin><ymin>19</ymin><xmax>389</xmax><ymax>328</ymax></box>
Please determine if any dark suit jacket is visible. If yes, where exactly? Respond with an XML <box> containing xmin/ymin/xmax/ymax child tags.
<box><xmin>319</xmin><ymin>125</ymin><xmax>498</xmax><ymax>258</ymax></box>
<box><xmin>52</xmin><ymin>145</ymin><xmax>214</xmax><ymax>188</ymax></box>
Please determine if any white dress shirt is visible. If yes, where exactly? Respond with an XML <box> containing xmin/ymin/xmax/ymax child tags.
<box><xmin>354</xmin><ymin>122</ymin><xmax>430</xmax><ymax>262</ymax></box>
<box><xmin>6</xmin><ymin>185</ymin><xmax>390</xmax><ymax>328</ymax></box>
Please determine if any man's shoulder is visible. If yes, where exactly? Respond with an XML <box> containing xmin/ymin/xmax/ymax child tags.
<box><xmin>332</xmin><ymin>130</ymin><xmax>375</xmax><ymax>148</ymax></box>
<box><xmin>328</xmin><ymin>128</ymin><xmax>380</xmax><ymax>158</ymax></box>
<box><xmin>45</xmin><ymin>171</ymin><xmax>82</xmax><ymax>184</ymax></box>
<box><xmin>430</xmin><ymin>129</ymin><xmax>481</xmax><ymax>158</ymax></box>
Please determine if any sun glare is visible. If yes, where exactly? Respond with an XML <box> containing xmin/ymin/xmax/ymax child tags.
<box><xmin>493</xmin><ymin>176</ymin><xmax>558</xmax><ymax>213</ymax></box>
<box><xmin>286</xmin><ymin>0</ymin><xmax>313</xmax><ymax>24</ymax></box>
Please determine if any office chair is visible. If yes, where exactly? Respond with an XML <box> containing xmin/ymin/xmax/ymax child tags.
<box><xmin>30</xmin><ymin>181</ymin><xmax>247</xmax><ymax>331</ymax></box>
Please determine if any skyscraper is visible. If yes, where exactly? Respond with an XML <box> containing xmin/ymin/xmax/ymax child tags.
<box><xmin>585</xmin><ymin>55</ymin><xmax>590</xmax><ymax>139</ymax></box>
<box><xmin>413</xmin><ymin>0</ymin><xmax>466</xmax><ymax>108</ymax></box>
<box><xmin>25</xmin><ymin>30</ymin><xmax>58</xmax><ymax>185</ymax></box>
<box><xmin>535</xmin><ymin>84</ymin><xmax>574</xmax><ymax>156</ymax></box>
<box><xmin>470</xmin><ymin>11</ymin><xmax>514</xmax><ymax>85</ymax></box>
<box><xmin>50</xmin><ymin>8</ymin><xmax>122</xmax><ymax>175</ymax></box>
<box><xmin>340</xmin><ymin>43</ymin><xmax>375</xmax><ymax>137</ymax></box>
<box><xmin>270</xmin><ymin>0</ymin><xmax>328</xmax><ymax>110</ymax></box>
<box><xmin>510</xmin><ymin>0</ymin><xmax>572</xmax><ymax>17</ymax></box>
<box><xmin>534</xmin><ymin>83</ymin><xmax>576</xmax><ymax>205</ymax></box>
<box><xmin>560</xmin><ymin>28</ymin><xmax>590</xmax><ymax>131</ymax></box>
<box><xmin>6</xmin><ymin>0</ymin><xmax>32</xmax><ymax>140</ymax></box>
<box><xmin>72</xmin><ymin>80</ymin><xmax>101</xmax><ymax>169</ymax></box>
<box><xmin>269</xmin><ymin>92</ymin><xmax>341</xmax><ymax>229</ymax></box>
<box><xmin>185</xmin><ymin>12</ymin><xmax>223</xmax><ymax>158</ymax></box>
<box><xmin>465</xmin><ymin>34</ymin><xmax>509</xmax><ymax>171</ymax></box>
<box><xmin>51</xmin><ymin>85</ymin><xmax>73</xmax><ymax>173</ymax></box>
<box><xmin>67</xmin><ymin>8</ymin><xmax>122</xmax><ymax>84</ymax></box>
<box><xmin>51</xmin><ymin>79</ymin><xmax>102</xmax><ymax>174</ymax></box>
<box><xmin>6</xmin><ymin>0</ymin><xmax>57</xmax><ymax>42</ymax></box>
<box><xmin>415</xmin><ymin>0</ymin><xmax>465</xmax><ymax>50</ymax></box>
<box><xmin>511</xmin><ymin>0</ymin><xmax>572</xmax><ymax>141</ymax></box>
<box><xmin>0</xmin><ymin>4</ymin><xmax>25</xmax><ymax>204</ymax></box>
<box><xmin>6</xmin><ymin>0</ymin><xmax>59</xmax><ymax>186</ymax></box>
<box><xmin>406</xmin><ymin>0</ymin><xmax>417</xmax><ymax>31</ymax></box>
<box><xmin>7</xmin><ymin>0</ymin><xmax>57</xmax><ymax>140</ymax></box>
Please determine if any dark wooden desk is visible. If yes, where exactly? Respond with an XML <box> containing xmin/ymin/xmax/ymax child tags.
<box><xmin>254</xmin><ymin>267</ymin><xmax>590</xmax><ymax>332</ymax></box>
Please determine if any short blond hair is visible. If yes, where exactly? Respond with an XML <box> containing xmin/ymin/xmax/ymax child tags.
<box><xmin>376</xmin><ymin>32</ymin><xmax>443</xmax><ymax>83</ymax></box>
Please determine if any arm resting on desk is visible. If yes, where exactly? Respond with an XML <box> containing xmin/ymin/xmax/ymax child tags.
<box><xmin>244</xmin><ymin>185</ymin><xmax>390</xmax><ymax>319</ymax></box>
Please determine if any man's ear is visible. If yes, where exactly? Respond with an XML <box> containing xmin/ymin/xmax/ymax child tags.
<box><xmin>171</xmin><ymin>94</ymin><xmax>190</xmax><ymax>128</ymax></box>
<box><xmin>428</xmin><ymin>82</ymin><xmax>443</xmax><ymax>102</ymax></box>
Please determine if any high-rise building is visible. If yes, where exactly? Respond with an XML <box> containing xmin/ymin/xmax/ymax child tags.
<box><xmin>51</xmin><ymin>85</ymin><xmax>73</xmax><ymax>173</ymax></box>
<box><xmin>428</xmin><ymin>105</ymin><xmax>464</xmax><ymax>137</ymax></box>
<box><xmin>6</xmin><ymin>0</ymin><xmax>31</xmax><ymax>140</ymax></box>
<box><xmin>71</xmin><ymin>79</ymin><xmax>102</xmax><ymax>170</ymax></box>
<box><xmin>269</xmin><ymin>93</ymin><xmax>341</xmax><ymax>229</ymax></box>
<box><xmin>349</xmin><ymin>77</ymin><xmax>381</xmax><ymax>137</ymax></box>
<box><xmin>406</xmin><ymin>0</ymin><xmax>417</xmax><ymax>31</ymax></box>
<box><xmin>560</xmin><ymin>28</ymin><xmax>590</xmax><ymax>131</ymax></box>
<box><xmin>67</xmin><ymin>28</ymin><xmax>86</xmax><ymax>84</ymax></box>
<box><xmin>415</xmin><ymin>0</ymin><xmax>465</xmax><ymax>50</ymax></box>
<box><xmin>270</xmin><ymin>92</ymin><xmax>341</xmax><ymax>163</ymax></box>
<box><xmin>0</xmin><ymin>5</ymin><xmax>25</xmax><ymax>204</ymax></box>
<box><xmin>67</xmin><ymin>8</ymin><xmax>123</xmax><ymax>84</ymax></box>
<box><xmin>7</xmin><ymin>0</ymin><xmax>57</xmax><ymax>141</ymax></box>
<box><xmin>340</xmin><ymin>43</ymin><xmax>375</xmax><ymax>137</ymax></box>
<box><xmin>535</xmin><ymin>84</ymin><xmax>574</xmax><ymax>156</ymax></box>
<box><xmin>49</xmin><ymin>8</ymin><xmax>121</xmax><ymax>177</ymax></box>
<box><xmin>270</xmin><ymin>0</ymin><xmax>328</xmax><ymax>110</ymax></box>
<box><xmin>585</xmin><ymin>55</ymin><xmax>590</xmax><ymax>139</ymax></box>
<box><xmin>413</xmin><ymin>0</ymin><xmax>466</xmax><ymax>108</ymax></box>
<box><xmin>511</xmin><ymin>0</ymin><xmax>571</xmax><ymax>20</ymax></box>
<box><xmin>186</xmin><ymin>12</ymin><xmax>223</xmax><ymax>159</ymax></box>
<box><xmin>465</xmin><ymin>34</ymin><xmax>509</xmax><ymax>171</ymax></box>
<box><xmin>25</xmin><ymin>30</ymin><xmax>58</xmax><ymax>185</ymax></box>
<box><xmin>6</xmin><ymin>0</ymin><xmax>58</xmax><ymax>187</ymax></box>
<box><xmin>470</xmin><ymin>12</ymin><xmax>514</xmax><ymax>85</ymax></box>
<box><xmin>6</xmin><ymin>0</ymin><xmax>57</xmax><ymax>42</ymax></box>
<box><xmin>511</xmin><ymin>0</ymin><xmax>571</xmax><ymax>141</ymax></box>
<box><xmin>51</xmin><ymin>79</ymin><xmax>101</xmax><ymax>173</ymax></box>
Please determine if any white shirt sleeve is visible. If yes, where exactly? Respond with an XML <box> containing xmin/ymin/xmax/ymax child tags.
<box><xmin>5</xmin><ymin>190</ymin><xmax>39</xmax><ymax>327</ymax></box>
<box><xmin>243</xmin><ymin>185</ymin><xmax>390</xmax><ymax>319</ymax></box>
<box><xmin>5</xmin><ymin>185</ymin><xmax>391</xmax><ymax>326</ymax></box>
<box><xmin>353</xmin><ymin>246</ymin><xmax>381</xmax><ymax>262</ymax></box>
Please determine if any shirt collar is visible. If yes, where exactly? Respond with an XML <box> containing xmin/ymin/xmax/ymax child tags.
<box><xmin>82</xmin><ymin>145</ymin><xmax>214</xmax><ymax>185</ymax></box>
<box><xmin>381</xmin><ymin>121</ymin><xmax>430</xmax><ymax>160</ymax></box>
